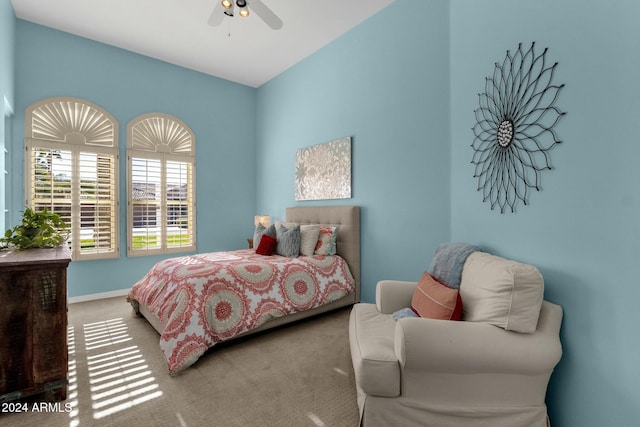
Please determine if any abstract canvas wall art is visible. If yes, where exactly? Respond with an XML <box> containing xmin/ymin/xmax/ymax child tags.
<box><xmin>295</xmin><ymin>137</ymin><xmax>351</xmax><ymax>201</ymax></box>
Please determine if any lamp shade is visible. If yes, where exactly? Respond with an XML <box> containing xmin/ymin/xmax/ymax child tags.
<box><xmin>254</xmin><ymin>215</ymin><xmax>270</xmax><ymax>227</ymax></box>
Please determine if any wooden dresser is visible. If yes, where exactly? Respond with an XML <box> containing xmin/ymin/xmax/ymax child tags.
<box><xmin>0</xmin><ymin>246</ymin><xmax>71</xmax><ymax>403</ymax></box>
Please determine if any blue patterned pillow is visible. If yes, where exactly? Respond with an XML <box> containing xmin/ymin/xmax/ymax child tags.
<box><xmin>254</xmin><ymin>224</ymin><xmax>276</xmax><ymax>251</ymax></box>
<box><xmin>276</xmin><ymin>224</ymin><xmax>301</xmax><ymax>257</ymax></box>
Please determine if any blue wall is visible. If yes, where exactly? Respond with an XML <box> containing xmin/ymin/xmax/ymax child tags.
<box><xmin>450</xmin><ymin>0</ymin><xmax>640</xmax><ymax>426</ymax></box>
<box><xmin>0</xmin><ymin>2</ymin><xmax>14</xmax><ymax>107</ymax></box>
<box><xmin>256</xmin><ymin>0</ymin><xmax>451</xmax><ymax>303</ymax></box>
<box><xmin>0</xmin><ymin>1</ymin><xmax>15</xmax><ymax>232</ymax></box>
<box><xmin>12</xmin><ymin>21</ymin><xmax>257</xmax><ymax>298</ymax></box>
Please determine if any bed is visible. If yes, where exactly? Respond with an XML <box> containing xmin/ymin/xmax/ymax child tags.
<box><xmin>127</xmin><ymin>205</ymin><xmax>360</xmax><ymax>375</ymax></box>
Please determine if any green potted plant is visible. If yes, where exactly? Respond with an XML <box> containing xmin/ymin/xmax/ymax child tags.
<box><xmin>0</xmin><ymin>207</ymin><xmax>69</xmax><ymax>250</ymax></box>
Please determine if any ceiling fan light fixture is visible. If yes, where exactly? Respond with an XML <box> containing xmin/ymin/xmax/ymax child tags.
<box><xmin>209</xmin><ymin>0</ymin><xmax>282</xmax><ymax>30</ymax></box>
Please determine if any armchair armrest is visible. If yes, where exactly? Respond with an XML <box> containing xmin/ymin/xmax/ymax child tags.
<box><xmin>394</xmin><ymin>301</ymin><xmax>563</xmax><ymax>375</ymax></box>
<box><xmin>375</xmin><ymin>280</ymin><xmax>418</xmax><ymax>314</ymax></box>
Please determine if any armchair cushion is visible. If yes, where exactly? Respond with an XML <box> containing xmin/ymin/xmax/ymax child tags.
<box><xmin>460</xmin><ymin>252</ymin><xmax>544</xmax><ymax>333</ymax></box>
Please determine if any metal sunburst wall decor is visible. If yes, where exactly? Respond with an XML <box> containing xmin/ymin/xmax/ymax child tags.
<box><xmin>471</xmin><ymin>42</ymin><xmax>566</xmax><ymax>213</ymax></box>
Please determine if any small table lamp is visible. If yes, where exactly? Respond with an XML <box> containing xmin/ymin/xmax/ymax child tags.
<box><xmin>254</xmin><ymin>215</ymin><xmax>270</xmax><ymax>227</ymax></box>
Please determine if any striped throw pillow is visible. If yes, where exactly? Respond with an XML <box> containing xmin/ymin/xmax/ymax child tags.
<box><xmin>411</xmin><ymin>271</ymin><xmax>463</xmax><ymax>320</ymax></box>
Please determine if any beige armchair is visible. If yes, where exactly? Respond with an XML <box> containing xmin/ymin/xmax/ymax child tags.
<box><xmin>349</xmin><ymin>252</ymin><xmax>563</xmax><ymax>427</ymax></box>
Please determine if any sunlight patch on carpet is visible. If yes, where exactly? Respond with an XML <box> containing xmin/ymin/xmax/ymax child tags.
<box><xmin>332</xmin><ymin>367</ymin><xmax>348</xmax><ymax>376</ymax></box>
<box><xmin>81</xmin><ymin>318</ymin><xmax>163</xmax><ymax>420</ymax></box>
<box><xmin>68</xmin><ymin>325</ymin><xmax>80</xmax><ymax>427</ymax></box>
<box><xmin>307</xmin><ymin>412</ymin><xmax>326</xmax><ymax>427</ymax></box>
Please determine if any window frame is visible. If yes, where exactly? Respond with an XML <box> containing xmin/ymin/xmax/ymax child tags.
<box><xmin>126</xmin><ymin>113</ymin><xmax>196</xmax><ymax>257</ymax></box>
<box><xmin>24</xmin><ymin>97</ymin><xmax>120</xmax><ymax>261</ymax></box>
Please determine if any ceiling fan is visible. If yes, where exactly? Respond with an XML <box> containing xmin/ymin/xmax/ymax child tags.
<box><xmin>208</xmin><ymin>0</ymin><xmax>283</xmax><ymax>30</ymax></box>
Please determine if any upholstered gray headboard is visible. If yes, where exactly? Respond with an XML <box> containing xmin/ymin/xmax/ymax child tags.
<box><xmin>286</xmin><ymin>205</ymin><xmax>360</xmax><ymax>302</ymax></box>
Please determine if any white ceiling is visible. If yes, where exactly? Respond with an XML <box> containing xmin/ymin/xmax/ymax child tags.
<box><xmin>11</xmin><ymin>0</ymin><xmax>395</xmax><ymax>88</ymax></box>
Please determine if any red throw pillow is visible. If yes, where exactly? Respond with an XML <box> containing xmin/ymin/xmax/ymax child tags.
<box><xmin>256</xmin><ymin>234</ymin><xmax>277</xmax><ymax>256</ymax></box>
<box><xmin>411</xmin><ymin>271</ymin><xmax>463</xmax><ymax>320</ymax></box>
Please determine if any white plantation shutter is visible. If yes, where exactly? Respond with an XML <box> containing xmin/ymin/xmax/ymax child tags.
<box><xmin>130</xmin><ymin>157</ymin><xmax>162</xmax><ymax>252</ymax></box>
<box><xmin>25</xmin><ymin>98</ymin><xmax>119</xmax><ymax>260</ymax></box>
<box><xmin>127</xmin><ymin>113</ymin><xmax>195</xmax><ymax>256</ymax></box>
<box><xmin>30</xmin><ymin>146</ymin><xmax>73</xmax><ymax>229</ymax></box>
<box><xmin>165</xmin><ymin>159</ymin><xmax>193</xmax><ymax>249</ymax></box>
<box><xmin>79</xmin><ymin>152</ymin><xmax>117</xmax><ymax>254</ymax></box>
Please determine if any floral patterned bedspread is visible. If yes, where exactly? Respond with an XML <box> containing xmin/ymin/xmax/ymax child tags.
<box><xmin>127</xmin><ymin>249</ymin><xmax>355</xmax><ymax>375</ymax></box>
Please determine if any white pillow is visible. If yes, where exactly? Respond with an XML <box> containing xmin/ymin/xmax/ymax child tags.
<box><xmin>299</xmin><ymin>224</ymin><xmax>320</xmax><ymax>256</ymax></box>
<box><xmin>459</xmin><ymin>252</ymin><xmax>544</xmax><ymax>333</ymax></box>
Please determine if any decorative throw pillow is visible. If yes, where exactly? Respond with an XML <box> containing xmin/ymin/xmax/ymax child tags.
<box><xmin>276</xmin><ymin>224</ymin><xmax>301</xmax><ymax>257</ymax></box>
<box><xmin>411</xmin><ymin>271</ymin><xmax>463</xmax><ymax>320</ymax></box>
<box><xmin>460</xmin><ymin>252</ymin><xmax>543</xmax><ymax>333</ymax></box>
<box><xmin>253</xmin><ymin>223</ymin><xmax>276</xmax><ymax>252</ymax></box>
<box><xmin>392</xmin><ymin>307</ymin><xmax>418</xmax><ymax>320</ymax></box>
<box><xmin>274</xmin><ymin>220</ymin><xmax>295</xmax><ymax>230</ymax></box>
<box><xmin>314</xmin><ymin>226</ymin><xmax>339</xmax><ymax>255</ymax></box>
<box><xmin>255</xmin><ymin>235</ymin><xmax>277</xmax><ymax>256</ymax></box>
<box><xmin>299</xmin><ymin>224</ymin><xmax>321</xmax><ymax>256</ymax></box>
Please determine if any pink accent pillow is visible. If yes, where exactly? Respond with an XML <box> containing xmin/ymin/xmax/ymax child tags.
<box><xmin>256</xmin><ymin>234</ymin><xmax>277</xmax><ymax>256</ymax></box>
<box><xmin>314</xmin><ymin>226</ymin><xmax>338</xmax><ymax>255</ymax></box>
<box><xmin>411</xmin><ymin>272</ymin><xmax>463</xmax><ymax>320</ymax></box>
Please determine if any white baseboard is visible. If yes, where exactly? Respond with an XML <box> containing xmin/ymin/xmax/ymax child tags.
<box><xmin>69</xmin><ymin>288</ymin><xmax>131</xmax><ymax>304</ymax></box>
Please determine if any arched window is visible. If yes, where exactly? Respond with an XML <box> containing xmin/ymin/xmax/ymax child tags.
<box><xmin>25</xmin><ymin>97</ymin><xmax>119</xmax><ymax>260</ymax></box>
<box><xmin>127</xmin><ymin>113</ymin><xmax>196</xmax><ymax>256</ymax></box>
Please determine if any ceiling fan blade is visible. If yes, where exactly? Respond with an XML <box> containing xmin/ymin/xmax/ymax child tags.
<box><xmin>208</xmin><ymin>2</ymin><xmax>225</xmax><ymax>27</ymax></box>
<box><xmin>250</xmin><ymin>0</ymin><xmax>283</xmax><ymax>30</ymax></box>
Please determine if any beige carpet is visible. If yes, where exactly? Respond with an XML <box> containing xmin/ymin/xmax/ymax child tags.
<box><xmin>2</xmin><ymin>297</ymin><xmax>360</xmax><ymax>427</ymax></box>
